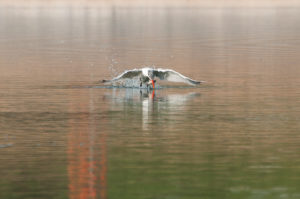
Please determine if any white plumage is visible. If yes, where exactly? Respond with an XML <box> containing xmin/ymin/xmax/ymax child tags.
<box><xmin>102</xmin><ymin>67</ymin><xmax>203</xmax><ymax>87</ymax></box>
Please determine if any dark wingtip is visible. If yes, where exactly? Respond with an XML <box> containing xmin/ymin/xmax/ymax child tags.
<box><xmin>101</xmin><ymin>80</ymin><xmax>108</xmax><ymax>83</ymax></box>
<box><xmin>192</xmin><ymin>80</ymin><xmax>205</xmax><ymax>85</ymax></box>
<box><xmin>196</xmin><ymin>80</ymin><xmax>206</xmax><ymax>84</ymax></box>
<box><xmin>191</xmin><ymin>80</ymin><xmax>201</xmax><ymax>85</ymax></box>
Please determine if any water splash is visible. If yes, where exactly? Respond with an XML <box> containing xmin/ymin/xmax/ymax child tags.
<box><xmin>111</xmin><ymin>77</ymin><xmax>149</xmax><ymax>88</ymax></box>
<box><xmin>0</xmin><ymin>143</ymin><xmax>13</xmax><ymax>148</ymax></box>
<box><xmin>107</xmin><ymin>54</ymin><xmax>121</xmax><ymax>78</ymax></box>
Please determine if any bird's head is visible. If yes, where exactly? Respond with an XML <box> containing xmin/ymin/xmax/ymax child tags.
<box><xmin>147</xmin><ymin>70</ymin><xmax>155</xmax><ymax>79</ymax></box>
<box><xmin>148</xmin><ymin>79</ymin><xmax>156</xmax><ymax>89</ymax></box>
<box><xmin>147</xmin><ymin>70</ymin><xmax>156</xmax><ymax>88</ymax></box>
<box><xmin>151</xmin><ymin>79</ymin><xmax>156</xmax><ymax>89</ymax></box>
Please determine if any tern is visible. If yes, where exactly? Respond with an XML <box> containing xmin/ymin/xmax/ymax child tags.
<box><xmin>102</xmin><ymin>67</ymin><xmax>203</xmax><ymax>89</ymax></box>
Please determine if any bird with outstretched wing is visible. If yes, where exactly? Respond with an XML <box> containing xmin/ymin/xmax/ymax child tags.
<box><xmin>102</xmin><ymin>67</ymin><xmax>203</xmax><ymax>88</ymax></box>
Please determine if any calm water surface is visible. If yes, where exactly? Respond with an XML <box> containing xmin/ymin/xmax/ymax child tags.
<box><xmin>1</xmin><ymin>6</ymin><xmax>300</xmax><ymax>199</ymax></box>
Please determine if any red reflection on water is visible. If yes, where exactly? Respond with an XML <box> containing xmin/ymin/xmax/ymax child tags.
<box><xmin>68</xmin><ymin>94</ymin><xmax>107</xmax><ymax>199</ymax></box>
<box><xmin>151</xmin><ymin>90</ymin><xmax>155</xmax><ymax>99</ymax></box>
<box><xmin>99</xmin><ymin>133</ymin><xmax>107</xmax><ymax>199</ymax></box>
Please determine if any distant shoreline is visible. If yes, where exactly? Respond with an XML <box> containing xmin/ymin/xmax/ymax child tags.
<box><xmin>1</xmin><ymin>0</ymin><xmax>300</xmax><ymax>8</ymax></box>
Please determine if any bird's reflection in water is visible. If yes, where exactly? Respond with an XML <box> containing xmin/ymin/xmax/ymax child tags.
<box><xmin>67</xmin><ymin>88</ymin><xmax>199</xmax><ymax>199</ymax></box>
<box><xmin>106</xmin><ymin>88</ymin><xmax>200</xmax><ymax>130</ymax></box>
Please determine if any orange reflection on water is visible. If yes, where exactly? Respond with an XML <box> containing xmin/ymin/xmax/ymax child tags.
<box><xmin>99</xmin><ymin>133</ymin><xmax>107</xmax><ymax>199</ymax></box>
<box><xmin>68</xmin><ymin>90</ymin><xmax>107</xmax><ymax>199</ymax></box>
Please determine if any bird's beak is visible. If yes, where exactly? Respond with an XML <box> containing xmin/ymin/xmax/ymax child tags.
<box><xmin>151</xmin><ymin>80</ymin><xmax>155</xmax><ymax>89</ymax></box>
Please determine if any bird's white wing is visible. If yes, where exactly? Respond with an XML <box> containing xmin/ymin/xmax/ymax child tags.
<box><xmin>153</xmin><ymin>68</ymin><xmax>201</xmax><ymax>86</ymax></box>
<box><xmin>102</xmin><ymin>69</ymin><xmax>142</xmax><ymax>83</ymax></box>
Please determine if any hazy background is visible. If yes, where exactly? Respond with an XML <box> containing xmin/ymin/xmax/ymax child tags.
<box><xmin>1</xmin><ymin>0</ymin><xmax>300</xmax><ymax>7</ymax></box>
<box><xmin>1</xmin><ymin>0</ymin><xmax>300</xmax><ymax>199</ymax></box>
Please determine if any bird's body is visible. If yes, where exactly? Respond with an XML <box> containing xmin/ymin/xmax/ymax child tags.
<box><xmin>102</xmin><ymin>67</ymin><xmax>203</xmax><ymax>88</ymax></box>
